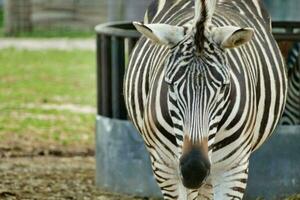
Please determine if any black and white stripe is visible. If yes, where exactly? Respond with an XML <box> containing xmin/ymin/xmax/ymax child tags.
<box><xmin>280</xmin><ymin>42</ymin><xmax>300</xmax><ymax>125</ymax></box>
<box><xmin>124</xmin><ymin>0</ymin><xmax>287</xmax><ymax>199</ymax></box>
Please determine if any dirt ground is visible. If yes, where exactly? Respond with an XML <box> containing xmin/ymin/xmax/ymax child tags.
<box><xmin>0</xmin><ymin>144</ymin><xmax>299</xmax><ymax>200</ymax></box>
<box><xmin>0</xmin><ymin>156</ymin><xmax>152</xmax><ymax>200</ymax></box>
<box><xmin>0</xmin><ymin>143</ymin><xmax>154</xmax><ymax>200</ymax></box>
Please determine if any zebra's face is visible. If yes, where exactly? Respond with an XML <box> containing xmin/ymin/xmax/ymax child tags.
<box><xmin>164</xmin><ymin>35</ymin><xmax>231</xmax><ymax>188</ymax></box>
<box><xmin>165</xmin><ymin>35</ymin><xmax>230</xmax><ymax>142</ymax></box>
<box><xmin>133</xmin><ymin>6</ymin><xmax>253</xmax><ymax>189</ymax></box>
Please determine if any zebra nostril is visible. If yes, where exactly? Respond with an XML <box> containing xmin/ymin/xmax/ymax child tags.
<box><xmin>179</xmin><ymin>149</ymin><xmax>211</xmax><ymax>189</ymax></box>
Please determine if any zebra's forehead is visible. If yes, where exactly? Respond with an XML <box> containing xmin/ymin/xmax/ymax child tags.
<box><xmin>171</xmin><ymin>33</ymin><xmax>222</xmax><ymax>58</ymax></box>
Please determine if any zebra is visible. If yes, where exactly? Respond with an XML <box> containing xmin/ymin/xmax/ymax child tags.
<box><xmin>280</xmin><ymin>42</ymin><xmax>300</xmax><ymax>125</ymax></box>
<box><xmin>124</xmin><ymin>0</ymin><xmax>287</xmax><ymax>199</ymax></box>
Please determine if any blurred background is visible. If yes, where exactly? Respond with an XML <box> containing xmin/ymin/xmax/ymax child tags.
<box><xmin>0</xmin><ymin>0</ymin><xmax>299</xmax><ymax>199</ymax></box>
<box><xmin>1</xmin><ymin>0</ymin><xmax>300</xmax><ymax>37</ymax></box>
<box><xmin>1</xmin><ymin>0</ymin><xmax>148</xmax><ymax>37</ymax></box>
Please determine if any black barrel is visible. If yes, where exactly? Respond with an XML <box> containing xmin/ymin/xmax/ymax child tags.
<box><xmin>95</xmin><ymin>22</ymin><xmax>140</xmax><ymax>120</ymax></box>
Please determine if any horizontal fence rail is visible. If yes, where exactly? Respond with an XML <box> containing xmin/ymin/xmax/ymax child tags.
<box><xmin>96</xmin><ymin>21</ymin><xmax>300</xmax><ymax>120</ymax></box>
<box><xmin>273</xmin><ymin>21</ymin><xmax>300</xmax><ymax>41</ymax></box>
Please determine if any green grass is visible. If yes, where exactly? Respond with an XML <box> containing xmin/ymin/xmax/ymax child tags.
<box><xmin>0</xmin><ymin>27</ymin><xmax>94</xmax><ymax>38</ymax></box>
<box><xmin>285</xmin><ymin>195</ymin><xmax>300</xmax><ymax>200</ymax></box>
<box><xmin>0</xmin><ymin>48</ymin><xmax>96</xmax><ymax>147</ymax></box>
<box><xmin>14</xmin><ymin>28</ymin><xmax>94</xmax><ymax>38</ymax></box>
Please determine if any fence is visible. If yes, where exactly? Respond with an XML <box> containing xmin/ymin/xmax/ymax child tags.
<box><xmin>4</xmin><ymin>0</ymin><xmax>32</xmax><ymax>35</ymax></box>
<box><xmin>31</xmin><ymin>0</ymin><xmax>108</xmax><ymax>30</ymax></box>
<box><xmin>3</xmin><ymin>0</ymin><xmax>149</xmax><ymax>35</ymax></box>
<box><xmin>3</xmin><ymin>0</ymin><xmax>107</xmax><ymax>35</ymax></box>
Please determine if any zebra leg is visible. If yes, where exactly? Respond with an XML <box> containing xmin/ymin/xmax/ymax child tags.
<box><xmin>147</xmin><ymin>150</ymin><xmax>182</xmax><ymax>200</ymax></box>
<box><xmin>213</xmin><ymin>160</ymin><xmax>250</xmax><ymax>200</ymax></box>
<box><xmin>177</xmin><ymin>183</ymin><xmax>199</xmax><ymax>200</ymax></box>
<box><xmin>149</xmin><ymin>154</ymin><xmax>204</xmax><ymax>200</ymax></box>
<box><xmin>150</xmin><ymin>161</ymin><xmax>202</xmax><ymax>200</ymax></box>
<box><xmin>197</xmin><ymin>177</ymin><xmax>213</xmax><ymax>200</ymax></box>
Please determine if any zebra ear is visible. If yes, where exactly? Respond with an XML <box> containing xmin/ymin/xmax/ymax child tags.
<box><xmin>211</xmin><ymin>26</ymin><xmax>254</xmax><ymax>49</ymax></box>
<box><xmin>133</xmin><ymin>22</ymin><xmax>185</xmax><ymax>47</ymax></box>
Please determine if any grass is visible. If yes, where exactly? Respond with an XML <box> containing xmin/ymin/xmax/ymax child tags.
<box><xmin>0</xmin><ymin>27</ymin><xmax>95</xmax><ymax>38</ymax></box>
<box><xmin>0</xmin><ymin>48</ymin><xmax>96</xmax><ymax>148</ymax></box>
<box><xmin>285</xmin><ymin>195</ymin><xmax>300</xmax><ymax>200</ymax></box>
<box><xmin>12</xmin><ymin>28</ymin><xmax>95</xmax><ymax>38</ymax></box>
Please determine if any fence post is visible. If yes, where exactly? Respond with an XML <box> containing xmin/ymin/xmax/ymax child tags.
<box><xmin>4</xmin><ymin>0</ymin><xmax>32</xmax><ymax>36</ymax></box>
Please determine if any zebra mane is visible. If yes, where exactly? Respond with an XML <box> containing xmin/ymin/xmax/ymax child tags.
<box><xmin>194</xmin><ymin>0</ymin><xmax>206</xmax><ymax>52</ymax></box>
<box><xmin>144</xmin><ymin>0</ymin><xmax>265</xmax><ymax>24</ymax></box>
<box><xmin>194</xmin><ymin>0</ymin><xmax>216</xmax><ymax>52</ymax></box>
<box><xmin>145</xmin><ymin>0</ymin><xmax>192</xmax><ymax>24</ymax></box>
<box><xmin>144</xmin><ymin>0</ymin><xmax>217</xmax><ymax>52</ymax></box>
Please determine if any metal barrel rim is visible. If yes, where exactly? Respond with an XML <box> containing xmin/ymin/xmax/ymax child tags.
<box><xmin>95</xmin><ymin>21</ymin><xmax>141</xmax><ymax>38</ymax></box>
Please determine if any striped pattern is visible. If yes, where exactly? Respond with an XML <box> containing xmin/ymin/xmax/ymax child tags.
<box><xmin>124</xmin><ymin>0</ymin><xmax>287</xmax><ymax>199</ymax></box>
<box><xmin>280</xmin><ymin>42</ymin><xmax>300</xmax><ymax>125</ymax></box>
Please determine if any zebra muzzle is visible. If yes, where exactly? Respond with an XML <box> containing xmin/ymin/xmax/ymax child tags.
<box><xmin>179</xmin><ymin>137</ymin><xmax>211</xmax><ymax>189</ymax></box>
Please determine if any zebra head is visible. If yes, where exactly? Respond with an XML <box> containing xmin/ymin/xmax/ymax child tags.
<box><xmin>134</xmin><ymin>0</ymin><xmax>254</xmax><ymax>189</ymax></box>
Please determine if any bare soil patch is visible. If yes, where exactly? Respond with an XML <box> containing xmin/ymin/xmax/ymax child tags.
<box><xmin>0</xmin><ymin>156</ymin><xmax>150</xmax><ymax>200</ymax></box>
<box><xmin>0</xmin><ymin>139</ymin><xmax>94</xmax><ymax>159</ymax></box>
